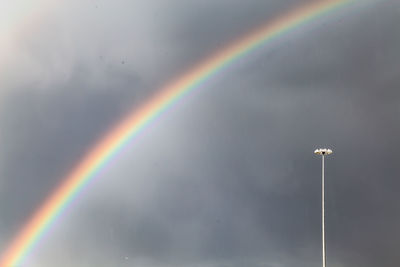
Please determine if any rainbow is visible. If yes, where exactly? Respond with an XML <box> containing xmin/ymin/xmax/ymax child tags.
<box><xmin>0</xmin><ymin>0</ymin><xmax>353</xmax><ymax>266</ymax></box>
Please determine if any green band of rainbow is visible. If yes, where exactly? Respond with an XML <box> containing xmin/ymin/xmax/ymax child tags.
<box><xmin>0</xmin><ymin>0</ymin><xmax>351</xmax><ymax>266</ymax></box>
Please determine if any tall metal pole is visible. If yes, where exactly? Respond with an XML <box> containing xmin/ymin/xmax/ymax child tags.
<box><xmin>322</xmin><ymin>155</ymin><xmax>326</xmax><ymax>267</ymax></box>
<box><xmin>314</xmin><ymin>148</ymin><xmax>332</xmax><ymax>267</ymax></box>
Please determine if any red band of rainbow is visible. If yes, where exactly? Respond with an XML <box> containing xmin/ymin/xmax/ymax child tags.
<box><xmin>0</xmin><ymin>1</ymin><xmax>351</xmax><ymax>266</ymax></box>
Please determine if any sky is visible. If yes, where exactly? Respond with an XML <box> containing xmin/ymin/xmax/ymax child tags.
<box><xmin>1</xmin><ymin>0</ymin><xmax>400</xmax><ymax>266</ymax></box>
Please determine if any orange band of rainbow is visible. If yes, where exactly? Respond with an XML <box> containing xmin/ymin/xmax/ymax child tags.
<box><xmin>0</xmin><ymin>1</ymin><xmax>351</xmax><ymax>266</ymax></box>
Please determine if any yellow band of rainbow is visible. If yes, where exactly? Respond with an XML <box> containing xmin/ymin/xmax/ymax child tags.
<box><xmin>0</xmin><ymin>0</ymin><xmax>351</xmax><ymax>266</ymax></box>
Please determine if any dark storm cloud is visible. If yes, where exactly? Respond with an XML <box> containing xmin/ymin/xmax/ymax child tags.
<box><xmin>159</xmin><ymin>0</ymin><xmax>312</xmax><ymax>66</ymax></box>
<box><xmin>1</xmin><ymin>1</ymin><xmax>400</xmax><ymax>266</ymax></box>
<box><xmin>0</xmin><ymin>64</ymin><xmax>146</xmax><ymax>237</ymax></box>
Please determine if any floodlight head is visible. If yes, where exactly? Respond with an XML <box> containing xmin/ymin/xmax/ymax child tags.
<box><xmin>314</xmin><ymin>148</ymin><xmax>333</xmax><ymax>156</ymax></box>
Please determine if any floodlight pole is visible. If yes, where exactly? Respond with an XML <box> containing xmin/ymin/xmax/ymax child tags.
<box><xmin>321</xmin><ymin>154</ymin><xmax>326</xmax><ymax>267</ymax></box>
<box><xmin>314</xmin><ymin>148</ymin><xmax>332</xmax><ymax>267</ymax></box>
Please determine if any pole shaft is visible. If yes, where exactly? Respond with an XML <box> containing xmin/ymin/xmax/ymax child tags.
<box><xmin>322</xmin><ymin>155</ymin><xmax>326</xmax><ymax>267</ymax></box>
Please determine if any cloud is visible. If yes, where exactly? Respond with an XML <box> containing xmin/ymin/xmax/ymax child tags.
<box><xmin>1</xmin><ymin>0</ymin><xmax>400</xmax><ymax>266</ymax></box>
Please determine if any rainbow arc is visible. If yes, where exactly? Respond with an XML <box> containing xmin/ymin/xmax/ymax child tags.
<box><xmin>0</xmin><ymin>1</ymin><xmax>352</xmax><ymax>266</ymax></box>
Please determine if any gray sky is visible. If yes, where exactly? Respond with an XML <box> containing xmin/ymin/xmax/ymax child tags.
<box><xmin>1</xmin><ymin>0</ymin><xmax>400</xmax><ymax>266</ymax></box>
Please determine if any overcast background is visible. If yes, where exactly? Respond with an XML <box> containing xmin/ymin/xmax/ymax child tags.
<box><xmin>1</xmin><ymin>0</ymin><xmax>400</xmax><ymax>266</ymax></box>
